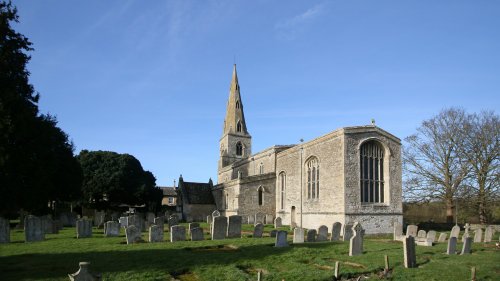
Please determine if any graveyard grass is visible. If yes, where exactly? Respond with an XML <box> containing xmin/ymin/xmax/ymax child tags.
<box><xmin>1</xmin><ymin>224</ymin><xmax>499</xmax><ymax>281</ymax></box>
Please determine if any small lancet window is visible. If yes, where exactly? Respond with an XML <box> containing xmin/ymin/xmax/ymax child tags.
<box><xmin>258</xmin><ymin>186</ymin><xmax>264</xmax><ymax>205</ymax></box>
<box><xmin>237</xmin><ymin>121</ymin><xmax>242</xmax><ymax>132</ymax></box>
<box><xmin>306</xmin><ymin>157</ymin><xmax>319</xmax><ymax>199</ymax></box>
<box><xmin>236</xmin><ymin>142</ymin><xmax>243</xmax><ymax>156</ymax></box>
<box><xmin>236</xmin><ymin>100</ymin><xmax>240</xmax><ymax>109</ymax></box>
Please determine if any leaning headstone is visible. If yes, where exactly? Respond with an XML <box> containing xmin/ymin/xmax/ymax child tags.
<box><xmin>25</xmin><ymin>215</ymin><xmax>44</xmax><ymax>242</ymax></box>
<box><xmin>275</xmin><ymin>230</ymin><xmax>288</xmax><ymax>247</ymax></box>
<box><xmin>462</xmin><ymin>223</ymin><xmax>470</xmax><ymax>242</ymax></box>
<box><xmin>265</xmin><ymin>214</ymin><xmax>274</xmax><ymax>224</ymax></box>
<box><xmin>270</xmin><ymin>230</ymin><xmax>278</xmax><ymax>237</ymax></box>
<box><xmin>255</xmin><ymin>213</ymin><xmax>265</xmax><ymax>224</ymax></box>
<box><xmin>189</xmin><ymin>222</ymin><xmax>200</xmax><ymax>234</ymax></box>
<box><xmin>331</xmin><ymin>222</ymin><xmax>342</xmax><ymax>241</ymax></box>
<box><xmin>149</xmin><ymin>225</ymin><xmax>163</xmax><ymax>242</ymax></box>
<box><xmin>212</xmin><ymin>210</ymin><xmax>220</xmax><ymax>218</ymax></box>
<box><xmin>293</xmin><ymin>227</ymin><xmax>304</xmax><ymax>244</ymax></box>
<box><xmin>306</xmin><ymin>229</ymin><xmax>317</xmax><ymax>242</ymax></box>
<box><xmin>206</xmin><ymin>215</ymin><xmax>212</xmax><ymax>224</ymax></box>
<box><xmin>170</xmin><ymin>225</ymin><xmax>186</xmax><ymax>242</ymax></box>
<box><xmin>417</xmin><ymin>230</ymin><xmax>426</xmax><ymax>238</ymax></box>
<box><xmin>438</xmin><ymin>233</ymin><xmax>447</xmax><ymax>243</ymax></box>
<box><xmin>154</xmin><ymin>217</ymin><xmax>164</xmax><ymax>231</ymax></box>
<box><xmin>484</xmin><ymin>226</ymin><xmax>494</xmax><ymax>242</ymax></box>
<box><xmin>317</xmin><ymin>225</ymin><xmax>328</xmax><ymax>242</ymax></box>
<box><xmin>227</xmin><ymin>215</ymin><xmax>242</xmax><ymax>238</ymax></box>
<box><xmin>473</xmin><ymin>229</ymin><xmax>483</xmax><ymax>243</ymax></box>
<box><xmin>343</xmin><ymin>223</ymin><xmax>354</xmax><ymax>241</ymax></box>
<box><xmin>274</xmin><ymin>217</ymin><xmax>282</xmax><ymax>228</ymax></box>
<box><xmin>0</xmin><ymin>217</ymin><xmax>10</xmax><ymax>243</ymax></box>
<box><xmin>211</xmin><ymin>216</ymin><xmax>227</xmax><ymax>240</ymax></box>
<box><xmin>406</xmin><ymin>225</ymin><xmax>418</xmax><ymax>238</ymax></box>
<box><xmin>403</xmin><ymin>236</ymin><xmax>417</xmax><ymax>268</ymax></box>
<box><xmin>125</xmin><ymin>225</ymin><xmax>142</xmax><ymax>244</ymax></box>
<box><xmin>190</xmin><ymin>227</ymin><xmax>204</xmax><ymax>241</ymax></box>
<box><xmin>450</xmin><ymin>225</ymin><xmax>460</xmax><ymax>238</ymax></box>
<box><xmin>253</xmin><ymin>223</ymin><xmax>264</xmax><ymax>238</ymax></box>
<box><xmin>68</xmin><ymin>261</ymin><xmax>101</xmax><ymax>281</ymax></box>
<box><xmin>461</xmin><ymin>237</ymin><xmax>473</xmax><ymax>255</ymax></box>
<box><xmin>76</xmin><ymin>219</ymin><xmax>92</xmax><ymax>238</ymax></box>
<box><xmin>104</xmin><ymin>221</ymin><xmax>120</xmax><ymax>237</ymax></box>
<box><xmin>446</xmin><ymin>237</ymin><xmax>457</xmax><ymax>255</ymax></box>
<box><xmin>393</xmin><ymin>221</ymin><xmax>403</xmax><ymax>240</ymax></box>
<box><xmin>168</xmin><ymin>215</ymin><xmax>179</xmax><ymax>231</ymax></box>
<box><xmin>349</xmin><ymin>222</ymin><xmax>364</xmax><ymax>256</ymax></box>
<box><xmin>426</xmin><ymin>230</ymin><xmax>437</xmax><ymax>243</ymax></box>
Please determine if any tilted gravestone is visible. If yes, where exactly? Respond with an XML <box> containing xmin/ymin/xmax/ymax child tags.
<box><xmin>274</xmin><ymin>217</ymin><xmax>282</xmax><ymax>228</ymax></box>
<box><xmin>462</xmin><ymin>223</ymin><xmax>471</xmax><ymax>242</ymax></box>
<box><xmin>446</xmin><ymin>237</ymin><xmax>457</xmax><ymax>255</ymax></box>
<box><xmin>253</xmin><ymin>223</ymin><xmax>264</xmax><ymax>238</ymax></box>
<box><xmin>450</xmin><ymin>225</ymin><xmax>460</xmax><ymax>238</ymax></box>
<box><xmin>293</xmin><ymin>227</ymin><xmax>304</xmax><ymax>244</ymax></box>
<box><xmin>212</xmin><ymin>210</ymin><xmax>220</xmax><ymax>218</ymax></box>
<box><xmin>393</xmin><ymin>221</ymin><xmax>403</xmax><ymax>241</ymax></box>
<box><xmin>168</xmin><ymin>215</ymin><xmax>179</xmax><ymax>231</ymax></box>
<box><xmin>275</xmin><ymin>230</ymin><xmax>288</xmax><ymax>247</ymax></box>
<box><xmin>154</xmin><ymin>217</ymin><xmax>164</xmax><ymax>231</ymax></box>
<box><xmin>149</xmin><ymin>225</ymin><xmax>163</xmax><ymax>243</ymax></box>
<box><xmin>0</xmin><ymin>217</ymin><xmax>10</xmax><ymax>243</ymax></box>
<box><xmin>473</xmin><ymin>229</ymin><xmax>483</xmax><ymax>243</ymax></box>
<box><xmin>331</xmin><ymin>222</ymin><xmax>342</xmax><ymax>241</ymax></box>
<box><xmin>254</xmin><ymin>213</ymin><xmax>265</xmax><ymax>225</ymax></box>
<box><xmin>25</xmin><ymin>215</ymin><xmax>44</xmax><ymax>242</ymax></box>
<box><xmin>306</xmin><ymin>229</ymin><xmax>317</xmax><ymax>242</ymax></box>
<box><xmin>343</xmin><ymin>223</ymin><xmax>354</xmax><ymax>241</ymax></box>
<box><xmin>403</xmin><ymin>236</ymin><xmax>417</xmax><ymax>268</ymax></box>
<box><xmin>170</xmin><ymin>225</ymin><xmax>186</xmax><ymax>242</ymax></box>
<box><xmin>317</xmin><ymin>225</ymin><xmax>328</xmax><ymax>242</ymax></box>
<box><xmin>104</xmin><ymin>221</ymin><xmax>120</xmax><ymax>237</ymax></box>
<box><xmin>417</xmin><ymin>230</ymin><xmax>426</xmax><ymax>238</ymax></box>
<box><xmin>190</xmin><ymin>227</ymin><xmax>204</xmax><ymax>241</ymax></box>
<box><xmin>349</xmin><ymin>222</ymin><xmax>364</xmax><ymax>256</ymax></box>
<box><xmin>484</xmin><ymin>226</ymin><xmax>494</xmax><ymax>242</ymax></box>
<box><xmin>461</xmin><ymin>237</ymin><xmax>473</xmax><ymax>255</ymax></box>
<box><xmin>406</xmin><ymin>225</ymin><xmax>418</xmax><ymax>238</ymax></box>
<box><xmin>227</xmin><ymin>215</ymin><xmax>242</xmax><ymax>238</ymax></box>
<box><xmin>426</xmin><ymin>230</ymin><xmax>437</xmax><ymax>243</ymax></box>
<box><xmin>270</xmin><ymin>230</ymin><xmax>277</xmax><ymax>237</ymax></box>
<box><xmin>438</xmin><ymin>233</ymin><xmax>447</xmax><ymax>243</ymax></box>
<box><xmin>76</xmin><ymin>219</ymin><xmax>93</xmax><ymax>238</ymax></box>
<box><xmin>125</xmin><ymin>225</ymin><xmax>142</xmax><ymax>244</ymax></box>
<box><xmin>189</xmin><ymin>223</ymin><xmax>200</xmax><ymax>234</ymax></box>
<box><xmin>211</xmin><ymin>216</ymin><xmax>227</xmax><ymax>240</ymax></box>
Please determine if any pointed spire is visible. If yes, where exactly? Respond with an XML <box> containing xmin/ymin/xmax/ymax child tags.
<box><xmin>223</xmin><ymin>64</ymin><xmax>249</xmax><ymax>136</ymax></box>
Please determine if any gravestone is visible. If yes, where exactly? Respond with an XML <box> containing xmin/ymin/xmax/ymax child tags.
<box><xmin>275</xmin><ymin>230</ymin><xmax>288</xmax><ymax>247</ymax></box>
<box><xmin>484</xmin><ymin>226</ymin><xmax>494</xmax><ymax>242</ymax></box>
<box><xmin>349</xmin><ymin>222</ymin><xmax>364</xmax><ymax>256</ymax></box>
<box><xmin>76</xmin><ymin>219</ymin><xmax>93</xmax><ymax>238</ymax></box>
<box><xmin>68</xmin><ymin>261</ymin><xmax>101</xmax><ymax>281</ymax></box>
<box><xmin>212</xmin><ymin>210</ymin><xmax>220</xmax><ymax>218</ymax></box>
<box><xmin>206</xmin><ymin>215</ymin><xmax>212</xmax><ymax>224</ymax></box>
<box><xmin>317</xmin><ymin>225</ymin><xmax>328</xmax><ymax>242</ymax></box>
<box><xmin>168</xmin><ymin>215</ymin><xmax>179</xmax><ymax>231</ymax></box>
<box><xmin>265</xmin><ymin>214</ymin><xmax>274</xmax><ymax>224</ymax></box>
<box><xmin>190</xmin><ymin>227</ymin><xmax>204</xmax><ymax>241</ymax></box>
<box><xmin>393</xmin><ymin>221</ymin><xmax>403</xmax><ymax>240</ymax></box>
<box><xmin>255</xmin><ymin>213</ymin><xmax>265</xmax><ymax>224</ymax></box>
<box><xmin>331</xmin><ymin>222</ymin><xmax>342</xmax><ymax>241</ymax></box>
<box><xmin>270</xmin><ymin>230</ymin><xmax>277</xmax><ymax>237</ymax></box>
<box><xmin>119</xmin><ymin>217</ymin><xmax>128</xmax><ymax>228</ymax></box>
<box><xmin>426</xmin><ymin>230</ymin><xmax>437</xmax><ymax>243</ymax></box>
<box><xmin>125</xmin><ymin>225</ymin><xmax>142</xmax><ymax>244</ymax></box>
<box><xmin>473</xmin><ymin>229</ymin><xmax>483</xmax><ymax>243</ymax></box>
<box><xmin>406</xmin><ymin>225</ymin><xmax>418</xmax><ymax>238</ymax></box>
<box><xmin>211</xmin><ymin>216</ymin><xmax>227</xmax><ymax>240</ymax></box>
<box><xmin>403</xmin><ymin>236</ymin><xmax>417</xmax><ymax>268</ymax></box>
<box><xmin>25</xmin><ymin>215</ymin><xmax>44</xmax><ymax>242</ymax></box>
<box><xmin>149</xmin><ymin>225</ymin><xmax>163</xmax><ymax>242</ymax></box>
<box><xmin>438</xmin><ymin>233</ymin><xmax>447</xmax><ymax>243</ymax></box>
<box><xmin>128</xmin><ymin>215</ymin><xmax>143</xmax><ymax>232</ymax></box>
<box><xmin>189</xmin><ymin>222</ymin><xmax>200</xmax><ymax>234</ymax></box>
<box><xmin>343</xmin><ymin>223</ymin><xmax>354</xmax><ymax>241</ymax></box>
<box><xmin>146</xmin><ymin>212</ymin><xmax>155</xmax><ymax>224</ymax></box>
<box><xmin>0</xmin><ymin>217</ymin><xmax>10</xmax><ymax>243</ymax></box>
<box><xmin>293</xmin><ymin>227</ymin><xmax>304</xmax><ymax>244</ymax></box>
<box><xmin>170</xmin><ymin>225</ymin><xmax>186</xmax><ymax>242</ymax></box>
<box><xmin>461</xmin><ymin>237</ymin><xmax>472</xmax><ymax>255</ymax></box>
<box><xmin>417</xmin><ymin>230</ymin><xmax>426</xmax><ymax>238</ymax></box>
<box><xmin>450</xmin><ymin>225</ymin><xmax>460</xmax><ymax>238</ymax></box>
<box><xmin>94</xmin><ymin>211</ymin><xmax>105</xmax><ymax>227</ymax></box>
<box><xmin>462</xmin><ymin>223</ymin><xmax>470</xmax><ymax>242</ymax></box>
<box><xmin>59</xmin><ymin>212</ymin><xmax>77</xmax><ymax>227</ymax></box>
<box><xmin>104</xmin><ymin>221</ymin><xmax>120</xmax><ymax>237</ymax></box>
<box><xmin>446</xmin><ymin>237</ymin><xmax>457</xmax><ymax>255</ymax></box>
<box><xmin>306</xmin><ymin>229</ymin><xmax>317</xmax><ymax>242</ymax></box>
<box><xmin>247</xmin><ymin>215</ymin><xmax>255</xmax><ymax>224</ymax></box>
<box><xmin>41</xmin><ymin>216</ymin><xmax>57</xmax><ymax>234</ymax></box>
<box><xmin>154</xmin><ymin>217</ymin><xmax>164</xmax><ymax>231</ymax></box>
<box><xmin>227</xmin><ymin>215</ymin><xmax>242</xmax><ymax>238</ymax></box>
<box><xmin>274</xmin><ymin>217</ymin><xmax>282</xmax><ymax>228</ymax></box>
<box><xmin>253</xmin><ymin>223</ymin><xmax>264</xmax><ymax>238</ymax></box>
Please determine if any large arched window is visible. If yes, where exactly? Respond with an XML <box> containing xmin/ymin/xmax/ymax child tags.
<box><xmin>360</xmin><ymin>140</ymin><xmax>385</xmax><ymax>203</ymax></box>
<box><xmin>306</xmin><ymin>157</ymin><xmax>319</xmax><ymax>199</ymax></box>
<box><xmin>258</xmin><ymin>186</ymin><xmax>264</xmax><ymax>206</ymax></box>
<box><xmin>236</xmin><ymin>142</ymin><xmax>243</xmax><ymax>156</ymax></box>
<box><xmin>279</xmin><ymin>172</ymin><xmax>286</xmax><ymax>209</ymax></box>
<box><xmin>237</xmin><ymin>120</ymin><xmax>242</xmax><ymax>132</ymax></box>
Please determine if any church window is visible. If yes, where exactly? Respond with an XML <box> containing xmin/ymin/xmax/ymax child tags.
<box><xmin>236</xmin><ymin>142</ymin><xmax>243</xmax><ymax>156</ymax></box>
<box><xmin>306</xmin><ymin>157</ymin><xmax>319</xmax><ymax>199</ymax></box>
<box><xmin>360</xmin><ymin>140</ymin><xmax>385</xmax><ymax>203</ymax></box>
<box><xmin>279</xmin><ymin>172</ymin><xmax>286</xmax><ymax>209</ymax></box>
<box><xmin>237</xmin><ymin>120</ymin><xmax>242</xmax><ymax>132</ymax></box>
<box><xmin>258</xmin><ymin>186</ymin><xmax>264</xmax><ymax>205</ymax></box>
<box><xmin>259</xmin><ymin>163</ymin><xmax>264</xmax><ymax>174</ymax></box>
<box><xmin>236</xmin><ymin>100</ymin><xmax>240</xmax><ymax>109</ymax></box>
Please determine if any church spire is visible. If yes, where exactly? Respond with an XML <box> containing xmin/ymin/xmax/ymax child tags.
<box><xmin>223</xmin><ymin>64</ymin><xmax>249</xmax><ymax>136</ymax></box>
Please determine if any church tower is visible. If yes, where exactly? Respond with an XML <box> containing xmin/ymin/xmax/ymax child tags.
<box><xmin>219</xmin><ymin>64</ymin><xmax>252</xmax><ymax>171</ymax></box>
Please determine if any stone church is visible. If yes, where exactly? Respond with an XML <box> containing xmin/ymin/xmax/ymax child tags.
<box><xmin>207</xmin><ymin>65</ymin><xmax>403</xmax><ymax>234</ymax></box>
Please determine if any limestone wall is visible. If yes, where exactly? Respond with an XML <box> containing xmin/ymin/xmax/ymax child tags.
<box><xmin>182</xmin><ymin>204</ymin><xmax>216</xmax><ymax>222</ymax></box>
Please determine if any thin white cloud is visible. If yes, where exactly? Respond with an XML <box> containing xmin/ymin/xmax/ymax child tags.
<box><xmin>275</xmin><ymin>3</ymin><xmax>326</xmax><ymax>39</ymax></box>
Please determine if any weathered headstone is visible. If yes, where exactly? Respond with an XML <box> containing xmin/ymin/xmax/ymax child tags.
<box><xmin>0</xmin><ymin>217</ymin><xmax>10</xmax><ymax>243</ymax></box>
<box><xmin>438</xmin><ymin>233</ymin><xmax>447</xmax><ymax>243</ymax></box>
<box><xmin>484</xmin><ymin>226</ymin><xmax>494</xmax><ymax>242</ymax></box>
<box><xmin>170</xmin><ymin>225</ymin><xmax>186</xmax><ymax>242</ymax></box>
<box><xmin>426</xmin><ymin>230</ymin><xmax>437</xmax><ymax>243</ymax></box>
<box><xmin>406</xmin><ymin>225</ymin><xmax>418</xmax><ymax>238</ymax></box>
<box><xmin>190</xmin><ymin>227</ymin><xmax>204</xmax><ymax>241</ymax></box>
<box><xmin>227</xmin><ymin>215</ymin><xmax>242</xmax><ymax>238</ymax></box>
<box><xmin>317</xmin><ymin>225</ymin><xmax>328</xmax><ymax>242</ymax></box>
<box><xmin>247</xmin><ymin>215</ymin><xmax>255</xmax><ymax>224</ymax></box>
<box><xmin>206</xmin><ymin>215</ymin><xmax>212</xmax><ymax>224</ymax></box>
<box><xmin>154</xmin><ymin>217</ymin><xmax>164</xmax><ymax>231</ymax></box>
<box><xmin>306</xmin><ymin>229</ymin><xmax>317</xmax><ymax>242</ymax></box>
<box><xmin>274</xmin><ymin>217</ymin><xmax>282</xmax><ymax>228</ymax></box>
<box><xmin>125</xmin><ymin>225</ymin><xmax>142</xmax><ymax>244</ymax></box>
<box><xmin>293</xmin><ymin>227</ymin><xmax>304</xmax><ymax>244</ymax></box>
<box><xmin>349</xmin><ymin>222</ymin><xmax>364</xmax><ymax>256</ymax></box>
<box><xmin>403</xmin><ymin>236</ymin><xmax>417</xmax><ymax>268</ymax></box>
<box><xmin>462</xmin><ymin>223</ymin><xmax>470</xmax><ymax>242</ymax></box>
<box><xmin>128</xmin><ymin>215</ymin><xmax>143</xmax><ymax>232</ymax></box>
<box><xmin>343</xmin><ymin>223</ymin><xmax>354</xmax><ymax>241</ymax></box>
<box><xmin>265</xmin><ymin>214</ymin><xmax>274</xmax><ymax>224</ymax></box>
<box><xmin>446</xmin><ymin>237</ymin><xmax>457</xmax><ymax>255</ymax></box>
<box><xmin>168</xmin><ymin>215</ymin><xmax>179</xmax><ymax>231</ymax></box>
<box><xmin>211</xmin><ymin>216</ymin><xmax>227</xmax><ymax>240</ymax></box>
<box><xmin>189</xmin><ymin>222</ymin><xmax>200</xmax><ymax>234</ymax></box>
<box><xmin>450</xmin><ymin>225</ymin><xmax>460</xmax><ymax>238</ymax></box>
<box><xmin>255</xmin><ymin>213</ymin><xmax>265</xmax><ymax>224</ymax></box>
<box><xmin>149</xmin><ymin>225</ymin><xmax>163</xmax><ymax>242</ymax></box>
<box><xmin>104</xmin><ymin>221</ymin><xmax>120</xmax><ymax>237</ymax></box>
<box><xmin>473</xmin><ymin>229</ymin><xmax>483</xmax><ymax>243</ymax></box>
<box><xmin>331</xmin><ymin>222</ymin><xmax>342</xmax><ymax>241</ymax></box>
<box><xmin>393</xmin><ymin>221</ymin><xmax>403</xmax><ymax>240</ymax></box>
<box><xmin>76</xmin><ymin>219</ymin><xmax>93</xmax><ymax>238</ymax></box>
<box><xmin>270</xmin><ymin>230</ymin><xmax>277</xmax><ymax>237</ymax></box>
<box><xmin>461</xmin><ymin>237</ymin><xmax>473</xmax><ymax>255</ymax></box>
<box><xmin>417</xmin><ymin>230</ymin><xmax>426</xmax><ymax>238</ymax></box>
<box><xmin>253</xmin><ymin>223</ymin><xmax>264</xmax><ymax>238</ymax></box>
<box><xmin>212</xmin><ymin>210</ymin><xmax>220</xmax><ymax>218</ymax></box>
<box><xmin>119</xmin><ymin>216</ymin><xmax>128</xmax><ymax>228</ymax></box>
<box><xmin>275</xmin><ymin>230</ymin><xmax>288</xmax><ymax>247</ymax></box>
<box><xmin>25</xmin><ymin>215</ymin><xmax>44</xmax><ymax>242</ymax></box>
<box><xmin>68</xmin><ymin>261</ymin><xmax>101</xmax><ymax>281</ymax></box>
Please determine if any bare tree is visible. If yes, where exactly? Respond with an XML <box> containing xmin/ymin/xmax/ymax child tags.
<box><xmin>403</xmin><ymin>108</ymin><xmax>470</xmax><ymax>223</ymax></box>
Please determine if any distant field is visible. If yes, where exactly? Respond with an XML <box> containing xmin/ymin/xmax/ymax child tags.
<box><xmin>0</xmin><ymin>223</ymin><xmax>498</xmax><ymax>281</ymax></box>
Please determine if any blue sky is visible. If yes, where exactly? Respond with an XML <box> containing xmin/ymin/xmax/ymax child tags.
<box><xmin>12</xmin><ymin>0</ymin><xmax>500</xmax><ymax>186</ymax></box>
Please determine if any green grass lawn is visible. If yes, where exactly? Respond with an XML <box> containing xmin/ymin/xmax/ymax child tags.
<box><xmin>0</xmin><ymin>223</ymin><xmax>499</xmax><ymax>281</ymax></box>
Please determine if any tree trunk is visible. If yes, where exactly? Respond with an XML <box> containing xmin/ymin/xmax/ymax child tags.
<box><xmin>445</xmin><ymin>198</ymin><xmax>455</xmax><ymax>224</ymax></box>
<box><xmin>478</xmin><ymin>187</ymin><xmax>487</xmax><ymax>224</ymax></box>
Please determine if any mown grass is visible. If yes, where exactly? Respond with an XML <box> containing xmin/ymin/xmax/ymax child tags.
<box><xmin>0</xmin><ymin>223</ymin><xmax>499</xmax><ymax>281</ymax></box>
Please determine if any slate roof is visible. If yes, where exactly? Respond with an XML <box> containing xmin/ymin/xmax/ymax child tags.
<box><xmin>158</xmin><ymin>186</ymin><xmax>177</xmax><ymax>196</ymax></box>
<box><xmin>179</xmin><ymin>181</ymin><xmax>215</xmax><ymax>205</ymax></box>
